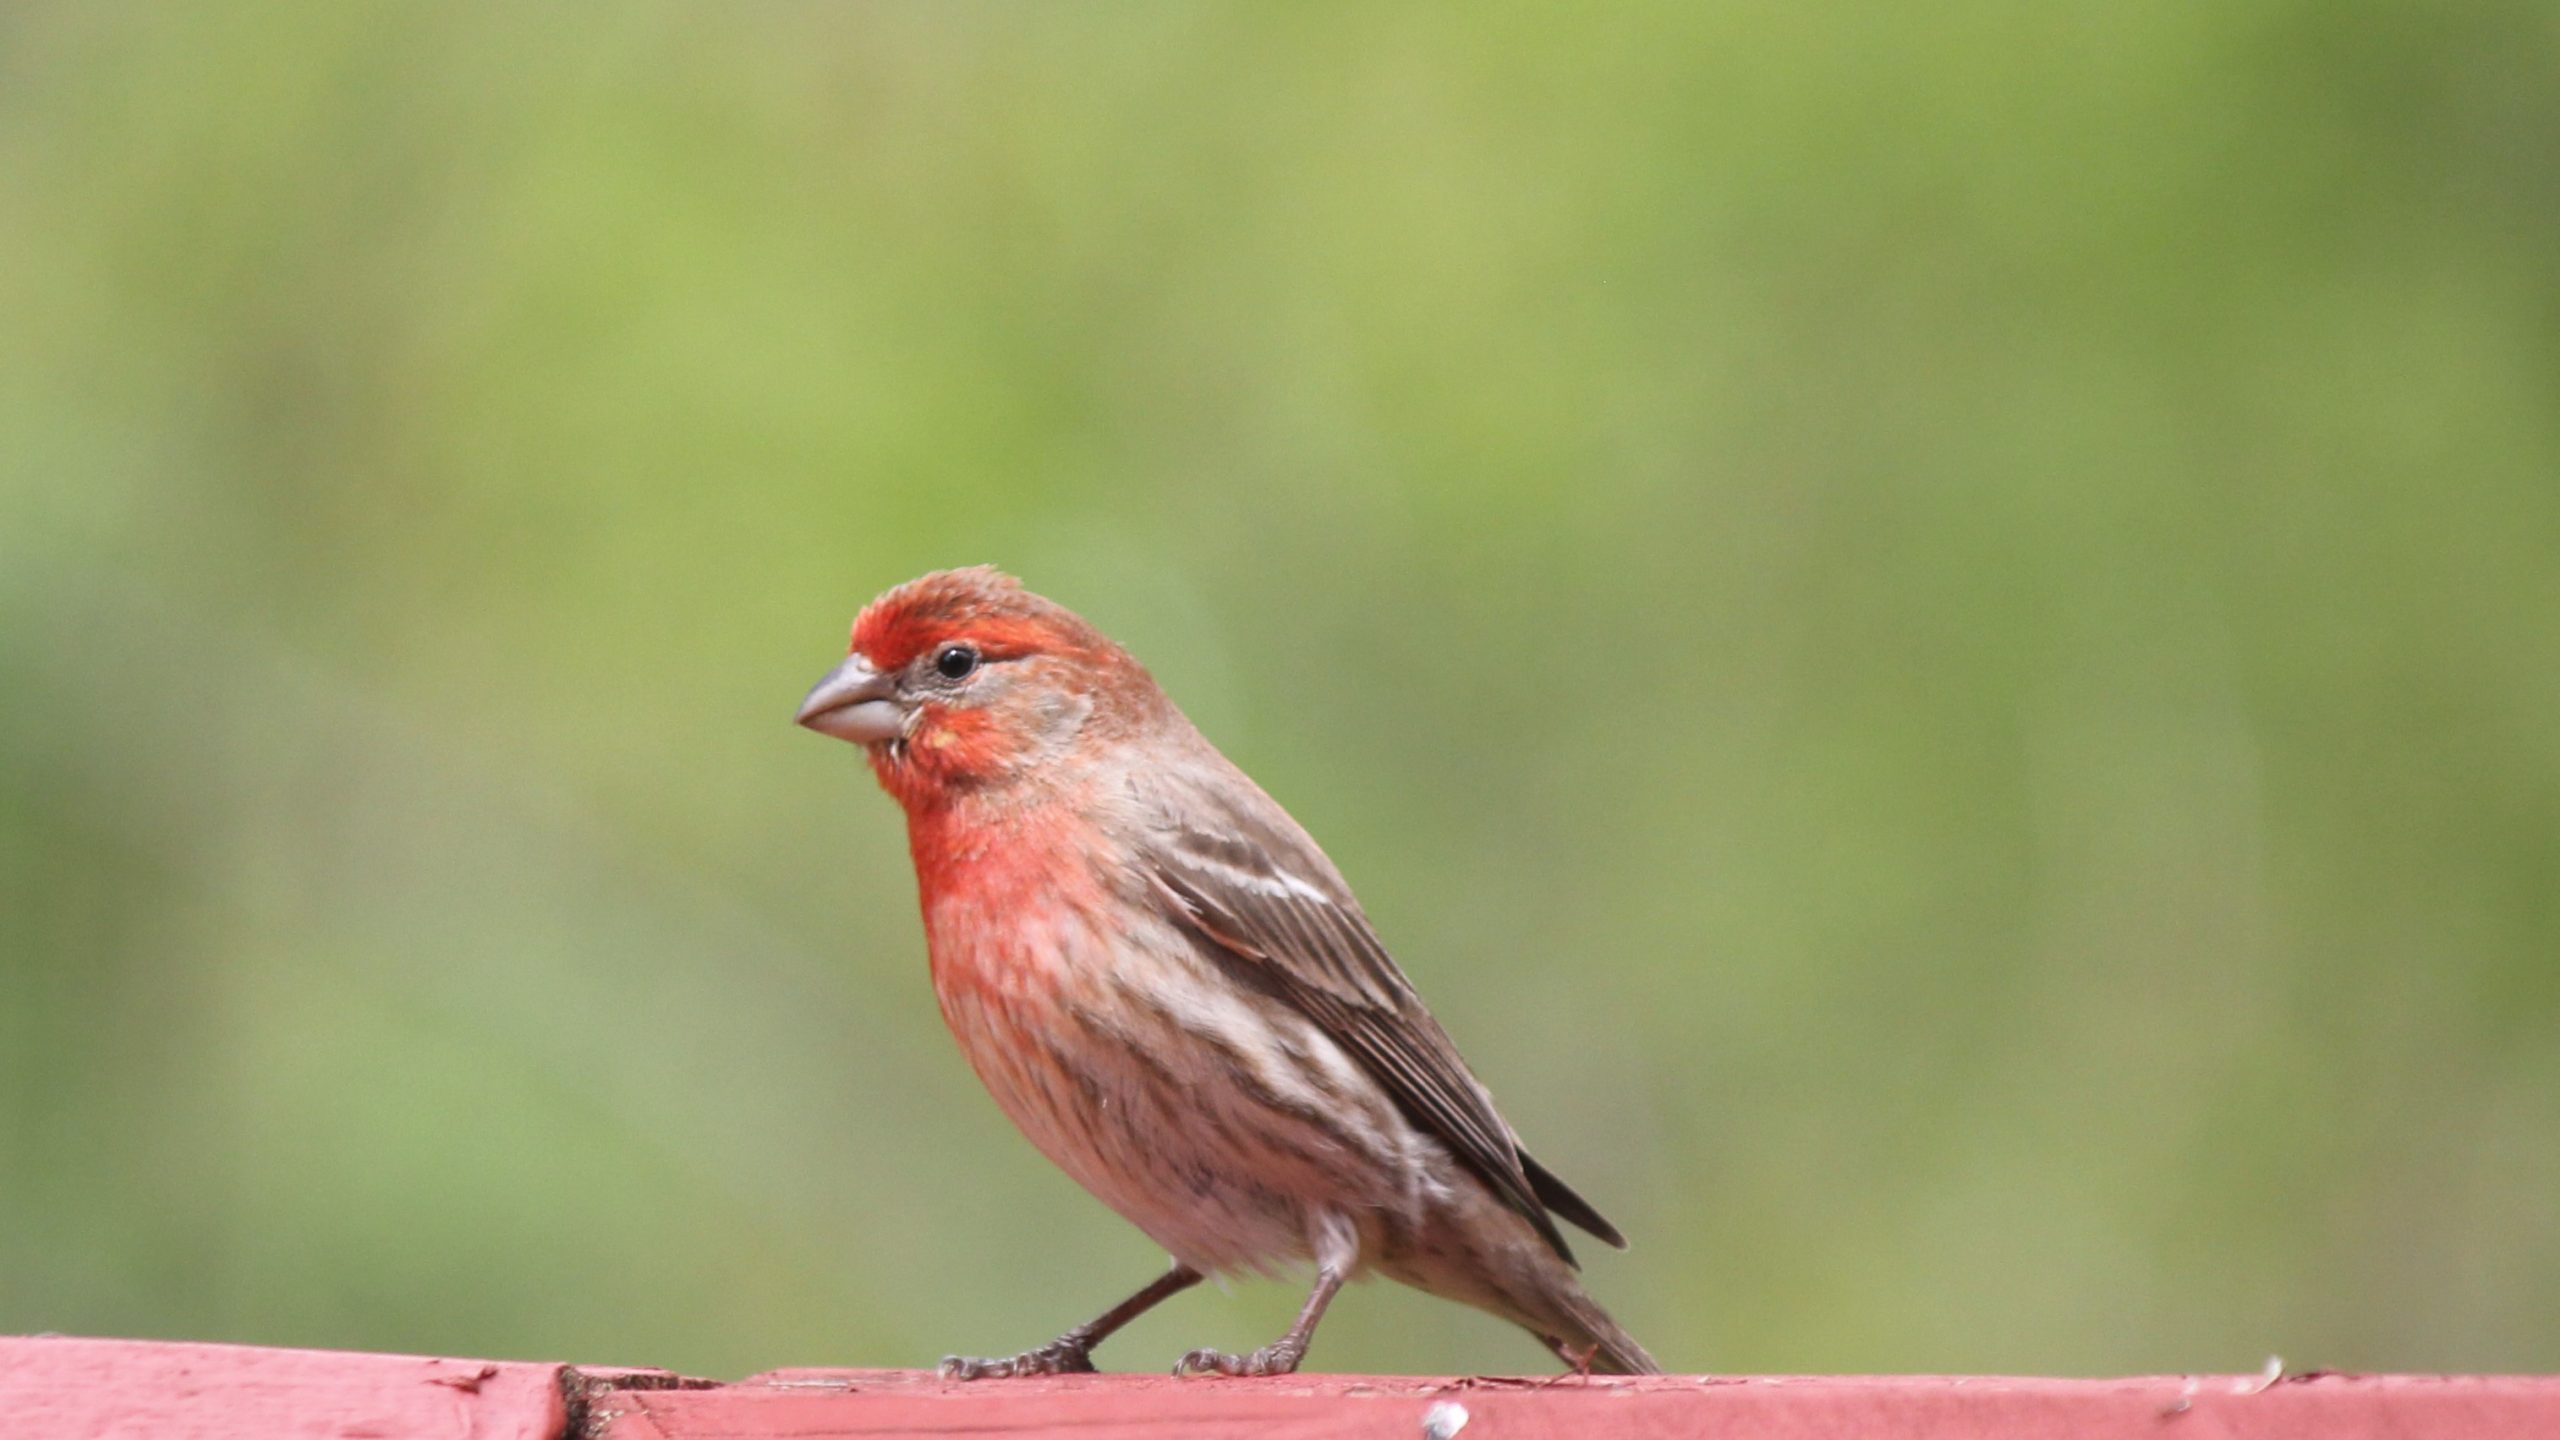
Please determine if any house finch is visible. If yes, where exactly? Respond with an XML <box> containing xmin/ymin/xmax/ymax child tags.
<box><xmin>797</xmin><ymin>567</ymin><xmax>1658</xmax><ymax>1378</ymax></box>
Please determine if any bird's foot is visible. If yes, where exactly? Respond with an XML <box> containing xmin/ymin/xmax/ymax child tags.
<box><xmin>939</xmin><ymin>1337</ymin><xmax>1097</xmax><ymax>1380</ymax></box>
<box><xmin>1174</xmin><ymin>1338</ymin><xmax>1306</xmax><ymax>1378</ymax></box>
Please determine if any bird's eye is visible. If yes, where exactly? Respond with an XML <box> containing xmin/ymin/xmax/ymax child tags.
<box><xmin>933</xmin><ymin>643</ymin><xmax>981</xmax><ymax>680</ymax></box>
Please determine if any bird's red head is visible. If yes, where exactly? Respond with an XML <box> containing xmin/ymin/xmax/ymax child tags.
<box><xmin>797</xmin><ymin>567</ymin><xmax>1164</xmax><ymax>809</ymax></box>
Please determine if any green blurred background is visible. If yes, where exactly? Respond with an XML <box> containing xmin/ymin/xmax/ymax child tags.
<box><xmin>4</xmin><ymin>0</ymin><xmax>2556</xmax><ymax>1381</ymax></box>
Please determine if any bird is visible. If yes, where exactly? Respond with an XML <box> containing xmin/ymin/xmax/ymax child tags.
<box><xmin>796</xmin><ymin>566</ymin><xmax>1657</xmax><ymax>1378</ymax></box>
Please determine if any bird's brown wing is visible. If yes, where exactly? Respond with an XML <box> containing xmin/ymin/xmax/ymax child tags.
<box><xmin>1132</xmin><ymin>760</ymin><xmax>1624</xmax><ymax>1266</ymax></box>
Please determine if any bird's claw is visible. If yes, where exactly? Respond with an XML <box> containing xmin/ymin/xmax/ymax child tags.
<box><xmin>1174</xmin><ymin>1341</ymin><xmax>1304</xmax><ymax>1377</ymax></box>
<box><xmin>939</xmin><ymin>1339</ymin><xmax>1097</xmax><ymax>1380</ymax></box>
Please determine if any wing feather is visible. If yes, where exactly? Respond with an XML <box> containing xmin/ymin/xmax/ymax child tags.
<box><xmin>1132</xmin><ymin>759</ymin><xmax>1623</xmax><ymax>1266</ymax></box>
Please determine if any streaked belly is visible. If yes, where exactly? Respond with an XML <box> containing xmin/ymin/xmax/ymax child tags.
<box><xmin>925</xmin><ymin>896</ymin><xmax>1443</xmax><ymax>1274</ymax></box>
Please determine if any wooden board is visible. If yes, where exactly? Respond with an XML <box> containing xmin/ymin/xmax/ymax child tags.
<box><xmin>596</xmin><ymin>1366</ymin><xmax>2560</xmax><ymax>1440</ymax></box>
<box><xmin>8</xmin><ymin>1337</ymin><xmax>2558</xmax><ymax>1440</ymax></box>
<box><xmin>1</xmin><ymin>1335</ymin><xmax>573</xmax><ymax>1440</ymax></box>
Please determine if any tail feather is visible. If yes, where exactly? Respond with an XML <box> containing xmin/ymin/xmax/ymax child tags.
<box><xmin>1392</xmin><ymin>1167</ymin><xmax>1660</xmax><ymax>1376</ymax></box>
<box><xmin>1536</xmin><ymin>1295</ymin><xmax>1661</xmax><ymax>1375</ymax></box>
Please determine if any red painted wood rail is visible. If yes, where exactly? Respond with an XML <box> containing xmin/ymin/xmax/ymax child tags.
<box><xmin>6</xmin><ymin>1336</ymin><xmax>2558</xmax><ymax>1440</ymax></box>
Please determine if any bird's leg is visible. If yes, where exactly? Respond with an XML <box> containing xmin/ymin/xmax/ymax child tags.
<box><xmin>942</xmin><ymin>1264</ymin><xmax>1203</xmax><ymax>1380</ymax></box>
<box><xmin>1174</xmin><ymin>1264</ymin><xmax>1346</xmax><ymax>1378</ymax></box>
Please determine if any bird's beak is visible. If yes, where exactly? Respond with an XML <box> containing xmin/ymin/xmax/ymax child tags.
<box><xmin>796</xmin><ymin>653</ymin><xmax>905</xmax><ymax>745</ymax></box>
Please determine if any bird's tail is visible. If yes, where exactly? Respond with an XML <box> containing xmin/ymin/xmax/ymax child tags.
<box><xmin>1388</xmin><ymin>1183</ymin><xmax>1665</xmax><ymax>1376</ymax></box>
<box><xmin>1534</xmin><ymin>1292</ymin><xmax>1661</xmax><ymax>1376</ymax></box>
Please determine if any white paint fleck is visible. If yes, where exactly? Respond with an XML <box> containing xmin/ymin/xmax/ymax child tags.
<box><xmin>1421</xmin><ymin>1399</ymin><xmax>1470</xmax><ymax>1440</ymax></box>
<box><xmin>2237</xmin><ymin>1356</ymin><xmax>2284</xmax><ymax>1394</ymax></box>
